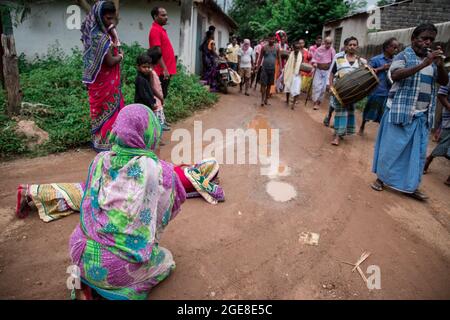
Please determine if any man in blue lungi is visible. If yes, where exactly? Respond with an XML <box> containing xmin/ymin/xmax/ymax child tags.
<box><xmin>371</xmin><ymin>23</ymin><xmax>448</xmax><ymax>201</ymax></box>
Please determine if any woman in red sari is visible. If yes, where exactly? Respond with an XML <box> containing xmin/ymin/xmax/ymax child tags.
<box><xmin>81</xmin><ymin>1</ymin><xmax>124</xmax><ymax>152</ymax></box>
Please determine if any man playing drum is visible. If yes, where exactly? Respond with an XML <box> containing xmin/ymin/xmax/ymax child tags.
<box><xmin>311</xmin><ymin>37</ymin><xmax>335</xmax><ymax>110</ymax></box>
<box><xmin>359</xmin><ymin>37</ymin><xmax>399</xmax><ymax>135</ymax></box>
<box><xmin>327</xmin><ymin>36</ymin><xmax>367</xmax><ymax>146</ymax></box>
<box><xmin>371</xmin><ymin>23</ymin><xmax>448</xmax><ymax>201</ymax></box>
<box><xmin>323</xmin><ymin>37</ymin><xmax>351</xmax><ymax>127</ymax></box>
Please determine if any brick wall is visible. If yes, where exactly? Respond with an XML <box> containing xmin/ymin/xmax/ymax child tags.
<box><xmin>381</xmin><ymin>0</ymin><xmax>450</xmax><ymax>31</ymax></box>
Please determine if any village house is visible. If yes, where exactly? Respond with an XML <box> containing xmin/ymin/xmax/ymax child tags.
<box><xmin>322</xmin><ymin>0</ymin><xmax>450</xmax><ymax>57</ymax></box>
<box><xmin>7</xmin><ymin>0</ymin><xmax>237</xmax><ymax>75</ymax></box>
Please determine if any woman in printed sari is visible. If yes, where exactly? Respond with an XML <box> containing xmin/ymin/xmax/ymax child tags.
<box><xmin>82</xmin><ymin>1</ymin><xmax>125</xmax><ymax>152</ymax></box>
<box><xmin>68</xmin><ymin>104</ymin><xmax>185</xmax><ymax>300</ymax></box>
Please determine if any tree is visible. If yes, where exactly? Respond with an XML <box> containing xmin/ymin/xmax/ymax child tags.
<box><xmin>0</xmin><ymin>2</ymin><xmax>24</xmax><ymax>115</ymax></box>
<box><xmin>229</xmin><ymin>0</ymin><xmax>367</xmax><ymax>43</ymax></box>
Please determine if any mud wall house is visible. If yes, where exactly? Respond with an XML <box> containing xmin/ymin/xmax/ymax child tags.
<box><xmin>322</xmin><ymin>11</ymin><xmax>369</xmax><ymax>52</ymax></box>
<box><xmin>322</xmin><ymin>0</ymin><xmax>450</xmax><ymax>58</ymax></box>
<box><xmin>9</xmin><ymin>0</ymin><xmax>236</xmax><ymax>75</ymax></box>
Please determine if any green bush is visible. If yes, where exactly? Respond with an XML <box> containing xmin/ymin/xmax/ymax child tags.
<box><xmin>0</xmin><ymin>93</ymin><xmax>28</xmax><ymax>158</ymax></box>
<box><xmin>0</xmin><ymin>42</ymin><xmax>217</xmax><ymax>159</ymax></box>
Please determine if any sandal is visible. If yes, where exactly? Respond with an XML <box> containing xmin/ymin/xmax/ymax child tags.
<box><xmin>370</xmin><ymin>179</ymin><xmax>384</xmax><ymax>192</ymax></box>
<box><xmin>408</xmin><ymin>189</ymin><xmax>428</xmax><ymax>201</ymax></box>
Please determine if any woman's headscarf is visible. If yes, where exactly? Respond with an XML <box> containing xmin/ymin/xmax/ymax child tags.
<box><xmin>108</xmin><ymin>103</ymin><xmax>162</xmax><ymax>169</ymax></box>
<box><xmin>242</xmin><ymin>39</ymin><xmax>251</xmax><ymax>53</ymax></box>
<box><xmin>81</xmin><ymin>1</ymin><xmax>112</xmax><ymax>84</ymax></box>
<box><xmin>79</xmin><ymin>104</ymin><xmax>185</xmax><ymax>264</ymax></box>
<box><xmin>275</xmin><ymin>30</ymin><xmax>287</xmax><ymax>43</ymax></box>
<box><xmin>275</xmin><ymin>30</ymin><xmax>288</xmax><ymax>51</ymax></box>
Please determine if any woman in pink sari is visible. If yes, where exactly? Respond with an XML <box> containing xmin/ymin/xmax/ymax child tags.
<box><xmin>81</xmin><ymin>1</ymin><xmax>124</xmax><ymax>152</ymax></box>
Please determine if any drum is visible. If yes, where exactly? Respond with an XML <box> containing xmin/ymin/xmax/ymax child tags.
<box><xmin>330</xmin><ymin>65</ymin><xmax>379</xmax><ymax>106</ymax></box>
<box><xmin>317</xmin><ymin>63</ymin><xmax>331</xmax><ymax>70</ymax></box>
<box><xmin>300</xmin><ymin>63</ymin><xmax>313</xmax><ymax>73</ymax></box>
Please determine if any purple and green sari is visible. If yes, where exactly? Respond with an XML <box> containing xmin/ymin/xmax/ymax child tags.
<box><xmin>69</xmin><ymin>104</ymin><xmax>186</xmax><ymax>300</ymax></box>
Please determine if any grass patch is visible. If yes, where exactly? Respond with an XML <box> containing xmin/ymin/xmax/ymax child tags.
<box><xmin>0</xmin><ymin>94</ymin><xmax>28</xmax><ymax>158</ymax></box>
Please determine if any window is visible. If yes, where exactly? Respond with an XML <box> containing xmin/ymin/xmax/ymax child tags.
<box><xmin>334</xmin><ymin>27</ymin><xmax>342</xmax><ymax>51</ymax></box>
<box><xmin>325</xmin><ymin>30</ymin><xmax>331</xmax><ymax>37</ymax></box>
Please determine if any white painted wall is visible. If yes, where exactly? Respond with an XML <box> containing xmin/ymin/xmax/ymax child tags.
<box><xmin>323</xmin><ymin>15</ymin><xmax>369</xmax><ymax>52</ymax></box>
<box><xmin>341</xmin><ymin>16</ymin><xmax>369</xmax><ymax>49</ymax></box>
<box><xmin>13</xmin><ymin>0</ymin><xmax>182</xmax><ymax>59</ymax></box>
<box><xmin>12</xmin><ymin>0</ymin><xmax>235</xmax><ymax>75</ymax></box>
<box><xmin>197</xmin><ymin>5</ymin><xmax>231</xmax><ymax>49</ymax></box>
<box><xmin>117</xmin><ymin>0</ymin><xmax>181</xmax><ymax>55</ymax></box>
<box><xmin>13</xmin><ymin>1</ymin><xmax>79</xmax><ymax>59</ymax></box>
<box><xmin>213</xmin><ymin>18</ymin><xmax>231</xmax><ymax>50</ymax></box>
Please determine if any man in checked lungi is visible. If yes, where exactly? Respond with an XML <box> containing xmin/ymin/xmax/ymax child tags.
<box><xmin>371</xmin><ymin>23</ymin><xmax>448</xmax><ymax>201</ymax></box>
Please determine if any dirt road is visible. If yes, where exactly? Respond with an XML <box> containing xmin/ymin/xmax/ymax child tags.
<box><xmin>1</xmin><ymin>87</ymin><xmax>449</xmax><ymax>299</ymax></box>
